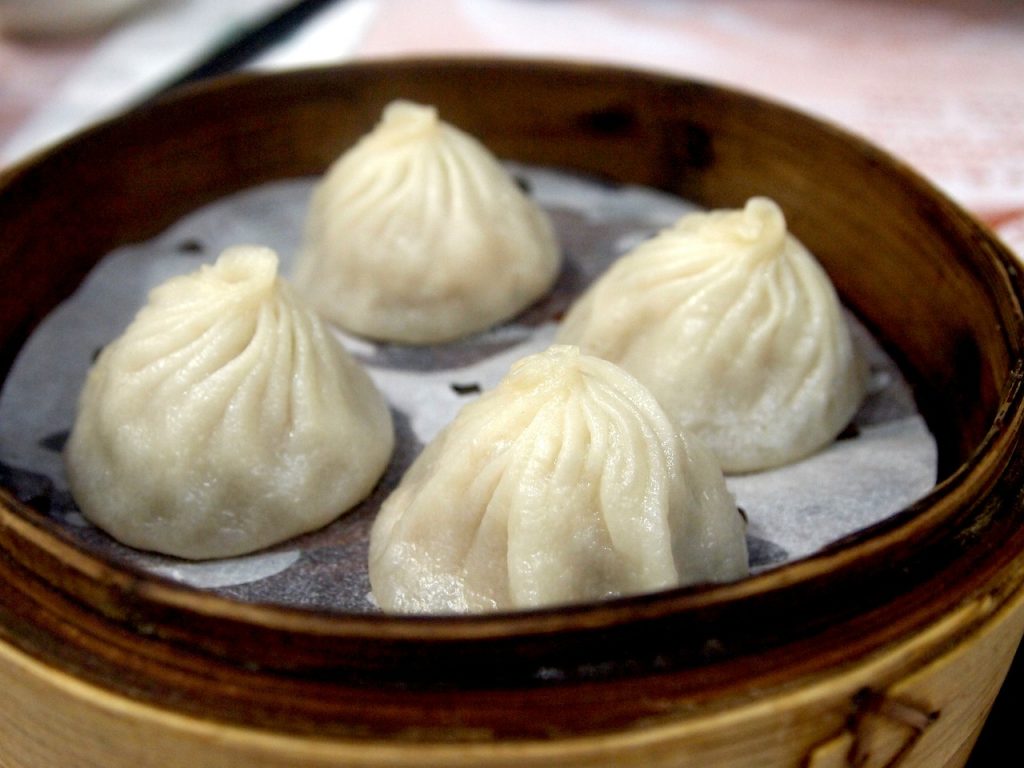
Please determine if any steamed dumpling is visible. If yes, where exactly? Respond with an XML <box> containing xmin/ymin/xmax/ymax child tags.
<box><xmin>65</xmin><ymin>246</ymin><xmax>394</xmax><ymax>559</ymax></box>
<box><xmin>557</xmin><ymin>197</ymin><xmax>868</xmax><ymax>474</ymax></box>
<box><xmin>369</xmin><ymin>345</ymin><xmax>748</xmax><ymax>614</ymax></box>
<box><xmin>293</xmin><ymin>99</ymin><xmax>561</xmax><ymax>344</ymax></box>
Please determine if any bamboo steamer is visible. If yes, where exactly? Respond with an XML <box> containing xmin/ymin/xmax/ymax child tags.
<box><xmin>0</xmin><ymin>59</ymin><xmax>1022</xmax><ymax>768</ymax></box>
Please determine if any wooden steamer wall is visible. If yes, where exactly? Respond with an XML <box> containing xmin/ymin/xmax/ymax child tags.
<box><xmin>0</xmin><ymin>61</ymin><xmax>1022</xmax><ymax>767</ymax></box>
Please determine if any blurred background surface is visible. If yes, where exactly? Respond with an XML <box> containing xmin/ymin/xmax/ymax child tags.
<box><xmin>1</xmin><ymin>2</ymin><xmax>1021</xmax><ymax>765</ymax></box>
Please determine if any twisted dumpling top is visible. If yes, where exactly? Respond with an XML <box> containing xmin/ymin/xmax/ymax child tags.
<box><xmin>65</xmin><ymin>245</ymin><xmax>394</xmax><ymax>559</ymax></box>
<box><xmin>557</xmin><ymin>197</ymin><xmax>868</xmax><ymax>473</ymax></box>
<box><xmin>369</xmin><ymin>345</ymin><xmax>748</xmax><ymax>614</ymax></box>
<box><xmin>294</xmin><ymin>100</ymin><xmax>561</xmax><ymax>344</ymax></box>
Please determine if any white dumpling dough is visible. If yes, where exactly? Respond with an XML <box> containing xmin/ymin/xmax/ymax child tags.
<box><xmin>65</xmin><ymin>246</ymin><xmax>394</xmax><ymax>560</ymax></box>
<box><xmin>557</xmin><ymin>198</ymin><xmax>868</xmax><ymax>474</ymax></box>
<box><xmin>369</xmin><ymin>345</ymin><xmax>748</xmax><ymax>614</ymax></box>
<box><xmin>293</xmin><ymin>99</ymin><xmax>561</xmax><ymax>344</ymax></box>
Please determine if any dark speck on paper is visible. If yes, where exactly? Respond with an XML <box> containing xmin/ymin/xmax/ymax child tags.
<box><xmin>39</xmin><ymin>430</ymin><xmax>70</xmax><ymax>453</ymax></box>
<box><xmin>837</xmin><ymin>423</ymin><xmax>861</xmax><ymax>441</ymax></box>
<box><xmin>514</xmin><ymin>174</ymin><xmax>532</xmax><ymax>195</ymax></box>
<box><xmin>747</xmin><ymin>535</ymin><xmax>789</xmax><ymax>570</ymax></box>
<box><xmin>451</xmin><ymin>382</ymin><xmax>482</xmax><ymax>396</ymax></box>
<box><xmin>177</xmin><ymin>238</ymin><xmax>206</xmax><ymax>255</ymax></box>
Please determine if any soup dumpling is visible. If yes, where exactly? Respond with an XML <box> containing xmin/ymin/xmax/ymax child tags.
<box><xmin>557</xmin><ymin>197</ymin><xmax>868</xmax><ymax>473</ymax></box>
<box><xmin>294</xmin><ymin>100</ymin><xmax>561</xmax><ymax>344</ymax></box>
<box><xmin>369</xmin><ymin>345</ymin><xmax>748</xmax><ymax>614</ymax></box>
<box><xmin>65</xmin><ymin>245</ymin><xmax>394</xmax><ymax>559</ymax></box>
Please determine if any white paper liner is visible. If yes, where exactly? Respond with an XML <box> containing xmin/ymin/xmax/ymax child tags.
<box><xmin>0</xmin><ymin>165</ymin><xmax>937</xmax><ymax>612</ymax></box>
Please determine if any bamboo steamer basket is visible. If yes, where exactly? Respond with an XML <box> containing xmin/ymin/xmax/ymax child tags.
<box><xmin>0</xmin><ymin>59</ymin><xmax>1022</xmax><ymax>768</ymax></box>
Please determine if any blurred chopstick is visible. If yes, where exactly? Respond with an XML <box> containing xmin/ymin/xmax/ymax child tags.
<box><xmin>156</xmin><ymin>0</ymin><xmax>339</xmax><ymax>96</ymax></box>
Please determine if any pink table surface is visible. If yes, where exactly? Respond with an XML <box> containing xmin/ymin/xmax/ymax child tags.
<box><xmin>1</xmin><ymin>2</ymin><xmax>1022</xmax><ymax>765</ymax></box>
<box><xmin>8</xmin><ymin>0</ymin><xmax>1019</xmax><ymax>255</ymax></box>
